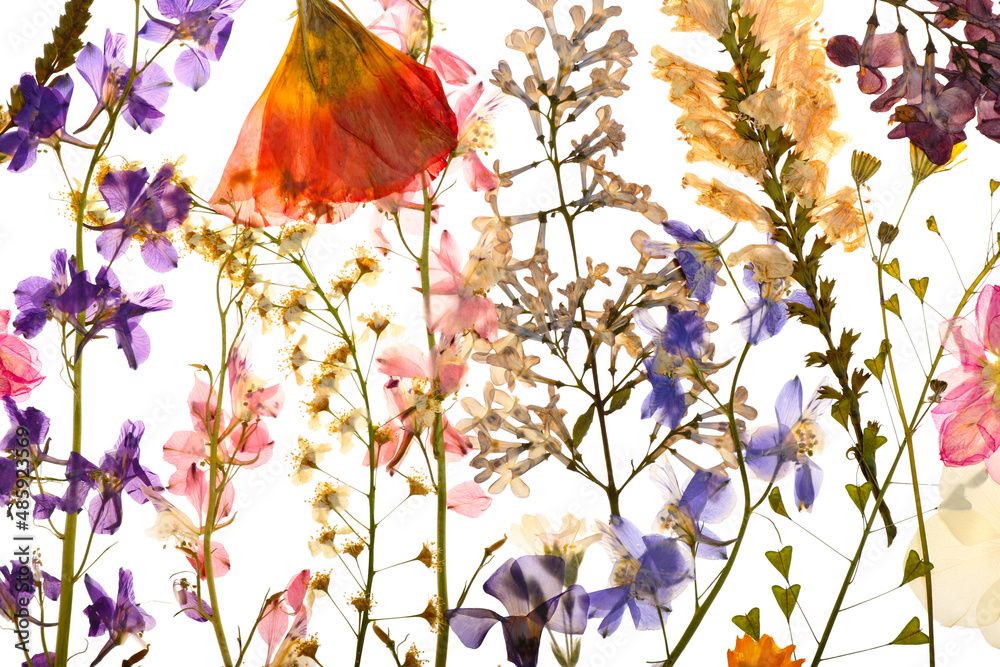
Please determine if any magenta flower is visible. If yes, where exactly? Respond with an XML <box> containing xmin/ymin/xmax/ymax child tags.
<box><xmin>933</xmin><ymin>285</ymin><xmax>1000</xmax><ymax>480</ymax></box>
<box><xmin>0</xmin><ymin>310</ymin><xmax>44</xmax><ymax>401</ymax></box>
<box><xmin>96</xmin><ymin>164</ymin><xmax>192</xmax><ymax>272</ymax></box>
<box><xmin>76</xmin><ymin>29</ymin><xmax>172</xmax><ymax>133</ymax></box>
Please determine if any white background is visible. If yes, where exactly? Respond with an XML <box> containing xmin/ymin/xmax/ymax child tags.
<box><xmin>1</xmin><ymin>0</ymin><xmax>998</xmax><ymax>665</ymax></box>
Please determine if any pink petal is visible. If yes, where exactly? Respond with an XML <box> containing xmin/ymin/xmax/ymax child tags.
<box><xmin>0</xmin><ymin>310</ymin><xmax>9</xmax><ymax>333</ymax></box>
<box><xmin>188</xmin><ymin>378</ymin><xmax>221</xmax><ymax>432</ymax></box>
<box><xmin>369</xmin><ymin>213</ymin><xmax>393</xmax><ymax>254</ymax></box>
<box><xmin>285</xmin><ymin>569</ymin><xmax>311</xmax><ymax>612</ymax></box>
<box><xmin>940</xmin><ymin>316</ymin><xmax>986</xmax><ymax>366</ymax></box>
<box><xmin>986</xmin><ymin>449</ymin><xmax>1000</xmax><ymax>484</ymax></box>
<box><xmin>376</xmin><ymin>343</ymin><xmax>429</xmax><ymax>379</ymax></box>
<box><xmin>446</xmin><ymin>481</ymin><xmax>492</xmax><ymax>517</ymax></box>
<box><xmin>163</xmin><ymin>431</ymin><xmax>208</xmax><ymax>473</ymax></box>
<box><xmin>187</xmin><ymin>540</ymin><xmax>231</xmax><ymax>579</ymax></box>
<box><xmin>976</xmin><ymin>285</ymin><xmax>1000</xmax><ymax>350</ymax></box>
<box><xmin>257</xmin><ymin>598</ymin><xmax>289</xmax><ymax>665</ymax></box>
<box><xmin>428</xmin><ymin>46</ymin><xmax>475</xmax><ymax>85</ymax></box>
<box><xmin>224</xmin><ymin>420</ymin><xmax>274</xmax><ymax>468</ymax></box>
<box><xmin>245</xmin><ymin>384</ymin><xmax>285</xmax><ymax>419</ymax></box>
<box><xmin>462</xmin><ymin>152</ymin><xmax>500</xmax><ymax>192</ymax></box>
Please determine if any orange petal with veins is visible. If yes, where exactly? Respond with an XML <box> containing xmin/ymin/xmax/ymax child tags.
<box><xmin>211</xmin><ymin>0</ymin><xmax>458</xmax><ymax>227</ymax></box>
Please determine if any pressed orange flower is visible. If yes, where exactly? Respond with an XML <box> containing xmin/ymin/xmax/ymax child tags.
<box><xmin>211</xmin><ymin>0</ymin><xmax>458</xmax><ymax>227</ymax></box>
<box><xmin>728</xmin><ymin>634</ymin><xmax>804</xmax><ymax>667</ymax></box>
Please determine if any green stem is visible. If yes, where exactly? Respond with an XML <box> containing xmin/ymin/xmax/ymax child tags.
<box><xmin>666</xmin><ymin>344</ymin><xmax>753</xmax><ymax>665</ymax></box>
<box><xmin>809</xmin><ymin>251</ymin><xmax>1000</xmax><ymax>665</ymax></box>
<box><xmin>420</xmin><ymin>184</ymin><xmax>450</xmax><ymax>667</ymax></box>
<box><xmin>863</xmin><ymin>183</ymin><xmax>935</xmax><ymax>665</ymax></box>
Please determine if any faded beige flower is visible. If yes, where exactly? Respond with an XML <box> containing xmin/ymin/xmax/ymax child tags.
<box><xmin>727</xmin><ymin>244</ymin><xmax>794</xmax><ymax>282</ymax></box>
<box><xmin>311</xmin><ymin>482</ymin><xmax>351</xmax><ymax>524</ymax></box>
<box><xmin>739</xmin><ymin>0</ymin><xmax>822</xmax><ymax>54</ymax></box>
<box><xmin>510</xmin><ymin>514</ymin><xmax>602</xmax><ymax>585</ymax></box>
<box><xmin>811</xmin><ymin>186</ymin><xmax>871</xmax><ymax>252</ymax></box>
<box><xmin>661</xmin><ymin>0</ymin><xmax>729</xmax><ymax>38</ymax></box>
<box><xmin>911</xmin><ymin>464</ymin><xmax>1000</xmax><ymax>648</ymax></box>
<box><xmin>738</xmin><ymin>87</ymin><xmax>787</xmax><ymax>131</ymax></box>
<box><xmin>781</xmin><ymin>158</ymin><xmax>829</xmax><ymax>207</ymax></box>
<box><xmin>681</xmin><ymin>173</ymin><xmax>774</xmax><ymax>233</ymax></box>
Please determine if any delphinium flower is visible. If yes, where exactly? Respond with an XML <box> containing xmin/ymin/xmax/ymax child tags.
<box><xmin>651</xmin><ymin>458</ymin><xmax>735</xmax><ymax>559</ymax></box>
<box><xmin>642</xmin><ymin>220</ymin><xmax>725</xmax><ymax>304</ymax></box>
<box><xmin>257</xmin><ymin>570</ymin><xmax>315</xmax><ymax>667</ymax></box>
<box><xmin>139</xmin><ymin>0</ymin><xmax>245</xmax><ymax>90</ymax></box>
<box><xmin>445</xmin><ymin>555</ymin><xmax>589</xmax><ymax>667</ymax></box>
<box><xmin>37</xmin><ymin>421</ymin><xmax>162</xmax><ymax>535</ymax></box>
<box><xmin>94</xmin><ymin>164</ymin><xmax>192</xmax><ymax>272</ymax></box>
<box><xmin>76</xmin><ymin>29</ymin><xmax>172</xmax><ymax>133</ymax></box>
<box><xmin>634</xmin><ymin>307</ymin><xmax>722</xmax><ymax>429</ymax></box>
<box><xmin>745</xmin><ymin>377</ymin><xmax>831</xmax><ymax>511</ymax></box>
<box><xmin>728</xmin><ymin>248</ymin><xmax>812</xmax><ymax>346</ymax></box>
<box><xmin>929</xmin><ymin>285</ymin><xmax>1000</xmax><ymax>478</ymax></box>
<box><xmin>427</xmin><ymin>231</ymin><xmax>499</xmax><ymax>341</ymax></box>
<box><xmin>374</xmin><ymin>340</ymin><xmax>471</xmax><ymax>471</ymax></box>
<box><xmin>509</xmin><ymin>514</ymin><xmax>602</xmax><ymax>586</ymax></box>
<box><xmin>82</xmin><ymin>568</ymin><xmax>156</xmax><ymax>665</ymax></box>
<box><xmin>727</xmin><ymin>633</ymin><xmax>804</xmax><ymax>667</ymax></box>
<box><xmin>172</xmin><ymin>578</ymin><xmax>212</xmax><ymax>622</ymax></box>
<box><xmin>0</xmin><ymin>74</ymin><xmax>76</xmax><ymax>172</ymax></box>
<box><xmin>1</xmin><ymin>558</ymin><xmax>59</xmax><ymax>625</ymax></box>
<box><xmin>910</xmin><ymin>463</ymin><xmax>1000</xmax><ymax>648</ymax></box>
<box><xmin>0</xmin><ymin>310</ymin><xmax>44</xmax><ymax>400</ymax></box>
<box><xmin>13</xmin><ymin>251</ymin><xmax>172</xmax><ymax>368</ymax></box>
<box><xmin>210</xmin><ymin>0</ymin><xmax>457</xmax><ymax>226</ymax></box>
<box><xmin>587</xmin><ymin>516</ymin><xmax>693</xmax><ymax>637</ymax></box>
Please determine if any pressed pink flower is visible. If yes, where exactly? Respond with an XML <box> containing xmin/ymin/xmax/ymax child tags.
<box><xmin>369</xmin><ymin>2</ymin><xmax>475</xmax><ymax>85</ymax></box>
<box><xmin>258</xmin><ymin>569</ymin><xmax>312</xmax><ymax>667</ymax></box>
<box><xmin>451</xmin><ymin>82</ymin><xmax>505</xmax><ymax>192</ymax></box>
<box><xmin>447</xmin><ymin>481</ymin><xmax>492</xmax><ymax>517</ymax></box>
<box><xmin>933</xmin><ymin>285</ymin><xmax>1000</xmax><ymax>474</ymax></box>
<box><xmin>141</xmin><ymin>481</ymin><xmax>233</xmax><ymax>579</ymax></box>
<box><xmin>428</xmin><ymin>231</ymin><xmax>499</xmax><ymax>341</ymax></box>
<box><xmin>372</xmin><ymin>340</ymin><xmax>472</xmax><ymax>470</ymax></box>
<box><xmin>0</xmin><ymin>310</ymin><xmax>44</xmax><ymax>400</ymax></box>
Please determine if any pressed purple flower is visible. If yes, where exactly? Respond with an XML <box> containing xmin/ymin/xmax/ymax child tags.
<box><xmin>52</xmin><ymin>421</ymin><xmax>161</xmax><ymax>533</ymax></box>
<box><xmin>83</xmin><ymin>568</ymin><xmax>156</xmax><ymax>666</ymax></box>
<box><xmin>139</xmin><ymin>0</ymin><xmax>246</xmax><ymax>90</ymax></box>
<box><xmin>651</xmin><ymin>459</ymin><xmax>736</xmax><ymax>560</ymax></box>
<box><xmin>13</xmin><ymin>249</ymin><xmax>99</xmax><ymax>339</ymax></box>
<box><xmin>22</xmin><ymin>652</ymin><xmax>56</xmax><ymax>667</ymax></box>
<box><xmin>2</xmin><ymin>397</ymin><xmax>50</xmax><ymax>454</ymax></box>
<box><xmin>0</xmin><ymin>458</ymin><xmax>14</xmax><ymax>505</ymax></box>
<box><xmin>587</xmin><ymin>516</ymin><xmax>693</xmax><ymax>637</ymax></box>
<box><xmin>634</xmin><ymin>307</ymin><xmax>712</xmax><ymax>429</ymax></box>
<box><xmin>76</xmin><ymin>30</ymin><xmax>172</xmax><ymax>133</ymax></box>
<box><xmin>644</xmin><ymin>220</ymin><xmax>720</xmax><ymax>304</ymax></box>
<box><xmin>445</xmin><ymin>555</ymin><xmax>589</xmax><ymax>667</ymax></box>
<box><xmin>888</xmin><ymin>49</ymin><xmax>977</xmax><ymax>165</ymax></box>
<box><xmin>0</xmin><ymin>74</ymin><xmax>74</xmax><ymax>172</ymax></box>
<box><xmin>745</xmin><ymin>377</ymin><xmax>831</xmax><ymax>511</ymax></box>
<box><xmin>174</xmin><ymin>579</ymin><xmax>212</xmax><ymax>622</ymax></box>
<box><xmin>736</xmin><ymin>266</ymin><xmax>813</xmax><ymax>345</ymax></box>
<box><xmin>96</xmin><ymin>164</ymin><xmax>191</xmax><ymax>272</ymax></box>
<box><xmin>0</xmin><ymin>558</ymin><xmax>58</xmax><ymax>624</ymax></box>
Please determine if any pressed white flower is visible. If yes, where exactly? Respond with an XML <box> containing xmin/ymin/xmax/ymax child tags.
<box><xmin>510</xmin><ymin>513</ymin><xmax>602</xmax><ymax>585</ymax></box>
<box><xmin>911</xmin><ymin>463</ymin><xmax>1000</xmax><ymax>647</ymax></box>
<box><xmin>311</xmin><ymin>482</ymin><xmax>351</xmax><ymax>525</ymax></box>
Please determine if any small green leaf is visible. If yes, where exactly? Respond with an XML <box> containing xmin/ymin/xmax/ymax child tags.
<box><xmin>883</xmin><ymin>258</ymin><xmax>901</xmax><ymax>282</ymax></box>
<box><xmin>991</xmin><ymin>179</ymin><xmax>999</xmax><ymax>195</ymax></box>
<box><xmin>768</xmin><ymin>487</ymin><xmax>789</xmax><ymax>519</ymax></box>
<box><xmin>884</xmin><ymin>293</ymin><xmax>901</xmax><ymax>319</ymax></box>
<box><xmin>571</xmin><ymin>406</ymin><xmax>595</xmax><ymax>447</ymax></box>
<box><xmin>771</xmin><ymin>584</ymin><xmax>801</xmax><ymax>620</ymax></box>
<box><xmin>732</xmin><ymin>607</ymin><xmax>761</xmax><ymax>641</ymax></box>
<box><xmin>926</xmin><ymin>216</ymin><xmax>939</xmax><ymax>234</ymax></box>
<box><xmin>831</xmin><ymin>398</ymin><xmax>852</xmax><ymax>430</ymax></box>
<box><xmin>845</xmin><ymin>482</ymin><xmax>872</xmax><ymax>514</ymax></box>
<box><xmin>900</xmin><ymin>549</ymin><xmax>934</xmax><ymax>586</ymax></box>
<box><xmin>765</xmin><ymin>546</ymin><xmax>793</xmax><ymax>581</ymax></box>
<box><xmin>608</xmin><ymin>387</ymin><xmax>631</xmax><ymax>414</ymax></box>
<box><xmin>864</xmin><ymin>355</ymin><xmax>885</xmax><ymax>382</ymax></box>
<box><xmin>891</xmin><ymin>617</ymin><xmax>930</xmax><ymax>645</ymax></box>
<box><xmin>909</xmin><ymin>277</ymin><xmax>929</xmax><ymax>302</ymax></box>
